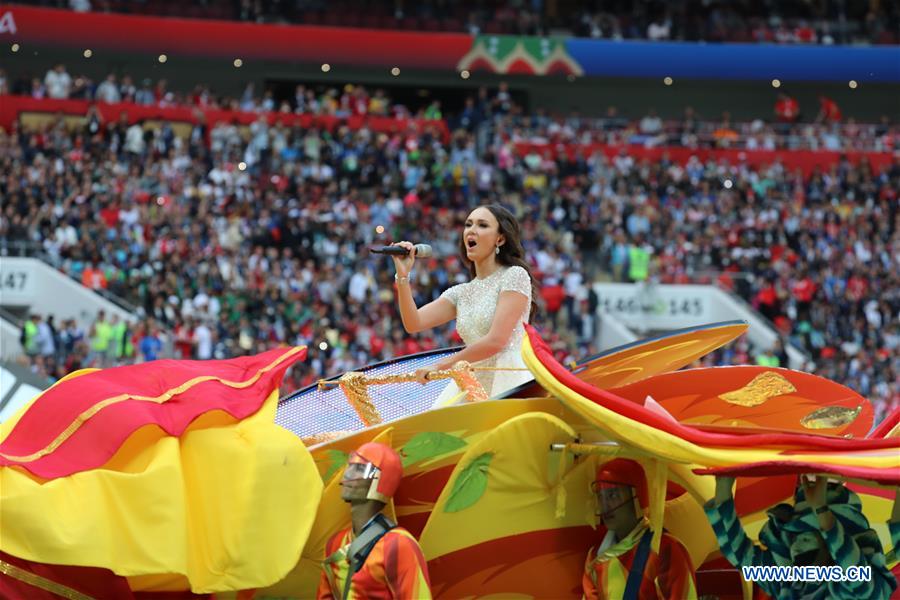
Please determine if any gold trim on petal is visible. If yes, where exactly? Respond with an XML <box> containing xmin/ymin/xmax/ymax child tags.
<box><xmin>0</xmin><ymin>346</ymin><xmax>304</xmax><ymax>464</ymax></box>
<box><xmin>719</xmin><ymin>371</ymin><xmax>796</xmax><ymax>407</ymax></box>
<box><xmin>0</xmin><ymin>559</ymin><xmax>97</xmax><ymax>600</ymax></box>
<box><xmin>801</xmin><ymin>405</ymin><xmax>862</xmax><ymax>430</ymax></box>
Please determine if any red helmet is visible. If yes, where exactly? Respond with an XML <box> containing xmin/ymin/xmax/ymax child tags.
<box><xmin>594</xmin><ymin>458</ymin><xmax>649</xmax><ymax>510</ymax></box>
<box><xmin>347</xmin><ymin>442</ymin><xmax>403</xmax><ymax>503</ymax></box>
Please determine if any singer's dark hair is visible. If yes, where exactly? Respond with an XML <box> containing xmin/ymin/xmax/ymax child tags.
<box><xmin>458</xmin><ymin>203</ymin><xmax>539</xmax><ymax>319</ymax></box>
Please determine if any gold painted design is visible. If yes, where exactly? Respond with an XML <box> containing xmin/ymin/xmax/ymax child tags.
<box><xmin>0</xmin><ymin>559</ymin><xmax>96</xmax><ymax>600</ymax></box>
<box><xmin>0</xmin><ymin>346</ymin><xmax>305</xmax><ymax>463</ymax></box>
<box><xmin>719</xmin><ymin>371</ymin><xmax>796</xmax><ymax>407</ymax></box>
<box><xmin>801</xmin><ymin>405</ymin><xmax>862</xmax><ymax>430</ymax></box>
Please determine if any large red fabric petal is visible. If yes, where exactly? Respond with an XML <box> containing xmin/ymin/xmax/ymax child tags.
<box><xmin>0</xmin><ymin>347</ymin><xmax>306</xmax><ymax>479</ymax></box>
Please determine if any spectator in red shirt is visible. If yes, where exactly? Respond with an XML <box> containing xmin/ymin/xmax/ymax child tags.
<box><xmin>846</xmin><ymin>272</ymin><xmax>868</xmax><ymax>308</ymax></box>
<box><xmin>817</xmin><ymin>95</ymin><xmax>842</xmax><ymax>123</ymax></box>
<box><xmin>81</xmin><ymin>263</ymin><xmax>108</xmax><ymax>290</ymax></box>
<box><xmin>173</xmin><ymin>318</ymin><xmax>195</xmax><ymax>359</ymax></box>
<box><xmin>791</xmin><ymin>271</ymin><xmax>817</xmax><ymax>321</ymax></box>
<box><xmin>774</xmin><ymin>93</ymin><xmax>800</xmax><ymax>123</ymax></box>
<box><xmin>541</xmin><ymin>277</ymin><xmax>566</xmax><ymax>329</ymax></box>
<box><xmin>794</xmin><ymin>21</ymin><xmax>816</xmax><ymax>43</ymax></box>
<box><xmin>754</xmin><ymin>279</ymin><xmax>781</xmax><ymax>322</ymax></box>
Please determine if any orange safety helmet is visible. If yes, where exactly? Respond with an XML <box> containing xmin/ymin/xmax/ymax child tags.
<box><xmin>593</xmin><ymin>458</ymin><xmax>649</xmax><ymax>510</ymax></box>
<box><xmin>347</xmin><ymin>442</ymin><xmax>403</xmax><ymax>503</ymax></box>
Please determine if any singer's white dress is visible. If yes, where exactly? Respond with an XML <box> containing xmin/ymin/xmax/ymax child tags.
<box><xmin>433</xmin><ymin>266</ymin><xmax>534</xmax><ymax>407</ymax></box>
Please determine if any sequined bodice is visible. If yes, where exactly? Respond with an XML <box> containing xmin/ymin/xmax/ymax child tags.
<box><xmin>441</xmin><ymin>266</ymin><xmax>532</xmax><ymax>362</ymax></box>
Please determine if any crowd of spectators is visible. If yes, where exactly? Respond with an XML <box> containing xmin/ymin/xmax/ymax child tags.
<box><xmin>17</xmin><ymin>0</ymin><xmax>900</xmax><ymax>44</ymax></box>
<box><xmin>2</xmin><ymin>66</ymin><xmax>439</xmax><ymax>121</ymax></box>
<box><xmin>5</xmin><ymin>64</ymin><xmax>896</xmax><ymax>156</ymax></box>
<box><xmin>495</xmin><ymin>107</ymin><xmax>898</xmax><ymax>153</ymax></box>
<box><xmin>570</xmin><ymin>0</ymin><xmax>899</xmax><ymax>45</ymax></box>
<box><xmin>1</xmin><ymin>74</ymin><xmax>897</xmax><ymax>419</ymax></box>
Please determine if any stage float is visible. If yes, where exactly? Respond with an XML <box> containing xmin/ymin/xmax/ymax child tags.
<box><xmin>1</xmin><ymin>322</ymin><xmax>898</xmax><ymax>599</ymax></box>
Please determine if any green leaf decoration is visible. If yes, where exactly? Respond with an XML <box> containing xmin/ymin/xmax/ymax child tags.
<box><xmin>322</xmin><ymin>449</ymin><xmax>348</xmax><ymax>483</ymax></box>
<box><xmin>444</xmin><ymin>452</ymin><xmax>493</xmax><ymax>513</ymax></box>
<box><xmin>400</xmin><ymin>432</ymin><xmax>468</xmax><ymax>468</ymax></box>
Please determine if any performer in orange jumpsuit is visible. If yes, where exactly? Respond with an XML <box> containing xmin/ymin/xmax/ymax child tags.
<box><xmin>583</xmin><ymin>459</ymin><xmax>697</xmax><ymax>600</ymax></box>
<box><xmin>317</xmin><ymin>442</ymin><xmax>432</xmax><ymax>600</ymax></box>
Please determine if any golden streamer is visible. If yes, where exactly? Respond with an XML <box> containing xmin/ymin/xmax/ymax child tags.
<box><xmin>301</xmin><ymin>430</ymin><xmax>354</xmax><ymax>447</ymax></box>
<box><xmin>339</xmin><ymin>371</ymin><xmax>384</xmax><ymax>426</ymax></box>
<box><xmin>321</xmin><ymin>362</ymin><xmax>491</xmax><ymax>427</ymax></box>
<box><xmin>719</xmin><ymin>371</ymin><xmax>796</xmax><ymax>407</ymax></box>
<box><xmin>0</xmin><ymin>559</ymin><xmax>96</xmax><ymax>600</ymax></box>
<box><xmin>0</xmin><ymin>346</ymin><xmax>305</xmax><ymax>463</ymax></box>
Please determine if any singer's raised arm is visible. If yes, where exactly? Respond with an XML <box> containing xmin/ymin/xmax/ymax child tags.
<box><xmin>390</xmin><ymin>240</ymin><xmax>456</xmax><ymax>334</ymax></box>
<box><xmin>396</xmin><ymin>291</ymin><xmax>456</xmax><ymax>334</ymax></box>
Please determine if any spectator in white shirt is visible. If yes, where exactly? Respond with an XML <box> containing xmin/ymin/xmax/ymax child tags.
<box><xmin>194</xmin><ymin>321</ymin><xmax>213</xmax><ymax>360</ymax></box>
<box><xmin>36</xmin><ymin>318</ymin><xmax>57</xmax><ymax>357</ymax></box>
<box><xmin>44</xmin><ymin>64</ymin><xmax>72</xmax><ymax>99</ymax></box>
<box><xmin>95</xmin><ymin>74</ymin><xmax>122</xmax><ymax>104</ymax></box>
<box><xmin>639</xmin><ymin>109</ymin><xmax>664</xmax><ymax>135</ymax></box>
<box><xmin>647</xmin><ymin>17</ymin><xmax>671</xmax><ymax>40</ymax></box>
<box><xmin>125</xmin><ymin>122</ymin><xmax>146</xmax><ymax>155</ymax></box>
<box><xmin>135</xmin><ymin>79</ymin><xmax>155</xmax><ymax>105</ymax></box>
<box><xmin>348</xmin><ymin>269</ymin><xmax>372</xmax><ymax>303</ymax></box>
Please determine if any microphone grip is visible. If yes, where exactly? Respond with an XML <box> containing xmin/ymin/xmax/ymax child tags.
<box><xmin>370</xmin><ymin>246</ymin><xmax>411</xmax><ymax>256</ymax></box>
<box><xmin>369</xmin><ymin>244</ymin><xmax>433</xmax><ymax>258</ymax></box>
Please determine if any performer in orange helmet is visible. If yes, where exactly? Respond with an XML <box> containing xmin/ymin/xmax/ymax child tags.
<box><xmin>583</xmin><ymin>459</ymin><xmax>697</xmax><ymax>600</ymax></box>
<box><xmin>317</xmin><ymin>442</ymin><xmax>432</xmax><ymax>600</ymax></box>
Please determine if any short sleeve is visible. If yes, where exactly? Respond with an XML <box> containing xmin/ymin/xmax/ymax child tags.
<box><xmin>440</xmin><ymin>284</ymin><xmax>462</xmax><ymax>306</ymax></box>
<box><xmin>500</xmin><ymin>266</ymin><xmax>531</xmax><ymax>301</ymax></box>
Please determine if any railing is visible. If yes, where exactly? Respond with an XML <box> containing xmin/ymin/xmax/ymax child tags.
<box><xmin>0</xmin><ymin>240</ymin><xmax>43</xmax><ymax>257</ymax></box>
<box><xmin>0</xmin><ymin>306</ymin><xmax>24</xmax><ymax>328</ymax></box>
<box><xmin>0</xmin><ymin>95</ymin><xmax>451</xmax><ymax>144</ymax></box>
<box><xmin>0</xmin><ymin>239</ymin><xmax>141</xmax><ymax>316</ymax></box>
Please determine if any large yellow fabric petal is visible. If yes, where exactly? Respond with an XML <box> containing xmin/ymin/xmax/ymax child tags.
<box><xmin>258</xmin><ymin>427</ymin><xmax>396</xmax><ymax>598</ymax></box>
<box><xmin>419</xmin><ymin>411</ymin><xmax>581</xmax><ymax>560</ymax></box>
<box><xmin>0</xmin><ymin>390</ymin><xmax>322</xmax><ymax>594</ymax></box>
<box><xmin>416</xmin><ymin>412</ymin><xmax>599</xmax><ymax>599</ymax></box>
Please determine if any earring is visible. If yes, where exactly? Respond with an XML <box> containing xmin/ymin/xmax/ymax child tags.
<box><xmin>495</xmin><ymin>246</ymin><xmax>500</xmax><ymax>255</ymax></box>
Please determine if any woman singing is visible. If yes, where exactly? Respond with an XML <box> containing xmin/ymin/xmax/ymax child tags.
<box><xmin>391</xmin><ymin>204</ymin><xmax>538</xmax><ymax>405</ymax></box>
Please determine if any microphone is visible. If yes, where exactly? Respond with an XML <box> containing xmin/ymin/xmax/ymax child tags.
<box><xmin>369</xmin><ymin>244</ymin><xmax>433</xmax><ymax>258</ymax></box>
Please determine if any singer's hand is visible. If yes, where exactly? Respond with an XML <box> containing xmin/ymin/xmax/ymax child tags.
<box><xmin>391</xmin><ymin>241</ymin><xmax>416</xmax><ymax>278</ymax></box>
<box><xmin>414</xmin><ymin>366</ymin><xmax>435</xmax><ymax>385</ymax></box>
